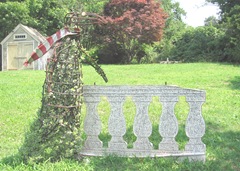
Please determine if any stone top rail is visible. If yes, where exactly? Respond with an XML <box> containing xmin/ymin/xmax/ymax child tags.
<box><xmin>83</xmin><ymin>85</ymin><xmax>205</xmax><ymax>99</ymax></box>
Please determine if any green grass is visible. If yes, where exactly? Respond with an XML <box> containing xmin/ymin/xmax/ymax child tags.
<box><xmin>0</xmin><ymin>63</ymin><xmax>240</xmax><ymax>170</ymax></box>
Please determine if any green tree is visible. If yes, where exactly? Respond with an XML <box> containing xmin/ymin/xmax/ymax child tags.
<box><xmin>173</xmin><ymin>26</ymin><xmax>225</xmax><ymax>62</ymax></box>
<box><xmin>148</xmin><ymin>0</ymin><xmax>187</xmax><ymax>62</ymax></box>
<box><xmin>0</xmin><ymin>0</ymin><xmax>25</xmax><ymax>2</ymax></box>
<box><xmin>26</xmin><ymin>0</ymin><xmax>68</xmax><ymax>36</ymax></box>
<box><xmin>160</xmin><ymin>0</ymin><xmax>186</xmax><ymax>40</ymax></box>
<box><xmin>57</xmin><ymin>0</ymin><xmax>108</xmax><ymax>13</ymax></box>
<box><xmin>0</xmin><ymin>1</ymin><xmax>29</xmax><ymax>41</ymax></box>
<box><xmin>0</xmin><ymin>0</ymin><xmax>76</xmax><ymax>39</ymax></box>
<box><xmin>206</xmin><ymin>0</ymin><xmax>239</xmax><ymax>20</ymax></box>
<box><xmin>223</xmin><ymin>5</ymin><xmax>240</xmax><ymax>62</ymax></box>
<box><xmin>207</xmin><ymin>0</ymin><xmax>240</xmax><ymax>62</ymax></box>
<box><xmin>204</xmin><ymin>16</ymin><xmax>219</xmax><ymax>27</ymax></box>
<box><xmin>76</xmin><ymin>0</ymin><xmax>108</xmax><ymax>13</ymax></box>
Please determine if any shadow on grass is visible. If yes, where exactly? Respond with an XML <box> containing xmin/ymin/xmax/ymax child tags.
<box><xmin>0</xmin><ymin>154</ymin><xmax>25</xmax><ymax>169</ymax></box>
<box><xmin>1</xmin><ymin>122</ymin><xmax>239</xmax><ymax>171</ymax></box>
<box><xmin>88</xmin><ymin>121</ymin><xmax>240</xmax><ymax>171</ymax></box>
<box><xmin>217</xmin><ymin>62</ymin><xmax>240</xmax><ymax>68</ymax></box>
<box><xmin>229</xmin><ymin>76</ymin><xmax>240</xmax><ymax>90</ymax></box>
<box><xmin>202</xmin><ymin>121</ymin><xmax>240</xmax><ymax>171</ymax></box>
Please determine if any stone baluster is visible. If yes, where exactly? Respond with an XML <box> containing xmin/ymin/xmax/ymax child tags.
<box><xmin>185</xmin><ymin>94</ymin><xmax>206</xmax><ymax>154</ymax></box>
<box><xmin>107</xmin><ymin>96</ymin><xmax>127</xmax><ymax>150</ymax></box>
<box><xmin>83</xmin><ymin>96</ymin><xmax>102</xmax><ymax>150</ymax></box>
<box><xmin>159</xmin><ymin>96</ymin><xmax>179</xmax><ymax>152</ymax></box>
<box><xmin>132</xmin><ymin>96</ymin><xmax>153</xmax><ymax>150</ymax></box>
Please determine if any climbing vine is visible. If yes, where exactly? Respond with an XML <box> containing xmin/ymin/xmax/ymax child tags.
<box><xmin>20</xmin><ymin>11</ymin><xmax>107</xmax><ymax>163</ymax></box>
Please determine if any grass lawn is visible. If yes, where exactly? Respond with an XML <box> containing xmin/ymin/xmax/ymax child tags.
<box><xmin>0</xmin><ymin>63</ymin><xmax>239</xmax><ymax>170</ymax></box>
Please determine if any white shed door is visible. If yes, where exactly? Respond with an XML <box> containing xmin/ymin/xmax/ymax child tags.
<box><xmin>7</xmin><ymin>42</ymin><xmax>33</xmax><ymax>70</ymax></box>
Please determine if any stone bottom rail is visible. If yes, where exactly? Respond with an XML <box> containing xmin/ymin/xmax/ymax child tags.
<box><xmin>80</xmin><ymin>85</ymin><xmax>206</xmax><ymax>162</ymax></box>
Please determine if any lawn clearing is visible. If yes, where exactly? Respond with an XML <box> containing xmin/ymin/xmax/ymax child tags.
<box><xmin>0</xmin><ymin>63</ymin><xmax>239</xmax><ymax>170</ymax></box>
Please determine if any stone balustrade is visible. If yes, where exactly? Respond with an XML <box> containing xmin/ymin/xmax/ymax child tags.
<box><xmin>80</xmin><ymin>85</ymin><xmax>206</xmax><ymax>162</ymax></box>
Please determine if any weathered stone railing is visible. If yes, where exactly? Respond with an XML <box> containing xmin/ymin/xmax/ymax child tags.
<box><xmin>80</xmin><ymin>85</ymin><xmax>206</xmax><ymax>161</ymax></box>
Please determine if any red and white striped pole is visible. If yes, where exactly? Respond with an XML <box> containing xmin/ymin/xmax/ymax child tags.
<box><xmin>24</xmin><ymin>28</ymin><xmax>79</xmax><ymax>66</ymax></box>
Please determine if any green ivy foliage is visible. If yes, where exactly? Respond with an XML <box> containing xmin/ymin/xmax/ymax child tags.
<box><xmin>19</xmin><ymin>9</ymin><xmax>108</xmax><ymax>160</ymax></box>
<box><xmin>19</xmin><ymin>38</ymin><xmax>83</xmax><ymax>163</ymax></box>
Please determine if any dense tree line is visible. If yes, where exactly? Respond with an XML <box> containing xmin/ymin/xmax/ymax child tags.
<box><xmin>207</xmin><ymin>0</ymin><xmax>240</xmax><ymax>63</ymax></box>
<box><xmin>0</xmin><ymin>0</ymin><xmax>239</xmax><ymax>64</ymax></box>
<box><xmin>145</xmin><ymin>0</ymin><xmax>240</xmax><ymax>63</ymax></box>
<box><xmin>168</xmin><ymin>0</ymin><xmax>240</xmax><ymax>63</ymax></box>
<box><xmin>0</xmin><ymin>0</ymin><xmax>107</xmax><ymax>39</ymax></box>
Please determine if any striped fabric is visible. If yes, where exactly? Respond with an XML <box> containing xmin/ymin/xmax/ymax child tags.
<box><xmin>24</xmin><ymin>28</ymin><xmax>79</xmax><ymax>66</ymax></box>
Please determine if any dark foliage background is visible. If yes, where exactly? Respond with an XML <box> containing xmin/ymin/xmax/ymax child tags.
<box><xmin>0</xmin><ymin>0</ymin><xmax>240</xmax><ymax>64</ymax></box>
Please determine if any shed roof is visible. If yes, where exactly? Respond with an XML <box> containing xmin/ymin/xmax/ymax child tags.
<box><xmin>1</xmin><ymin>23</ymin><xmax>46</xmax><ymax>45</ymax></box>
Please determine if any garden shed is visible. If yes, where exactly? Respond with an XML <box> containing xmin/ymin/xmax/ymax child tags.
<box><xmin>1</xmin><ymin>23</ymin><xmax>49</xmax><ymax>71</ymax></box>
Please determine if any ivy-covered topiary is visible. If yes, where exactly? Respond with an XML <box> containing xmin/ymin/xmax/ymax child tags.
<box><xmin>19</xmin><ymin>13</ymin><xmax>108</xmax><ymax>162</ymax></box>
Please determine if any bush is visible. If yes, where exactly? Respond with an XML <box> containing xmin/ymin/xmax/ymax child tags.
<box><xmin>97</xmin><ymin>43</ymin><xmax>127</xmax><ymax>64</ymax></box>
<box><xmin>172</xmin><ymin>26</ymin><xmax>225</xmax><ymax>62</ymax></box>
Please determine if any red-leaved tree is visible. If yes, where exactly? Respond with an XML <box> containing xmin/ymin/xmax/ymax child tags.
<box><xmin>95</xmin><ymin>0</ymin><xmax>167</xmax><ymax>63</ymax></box>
